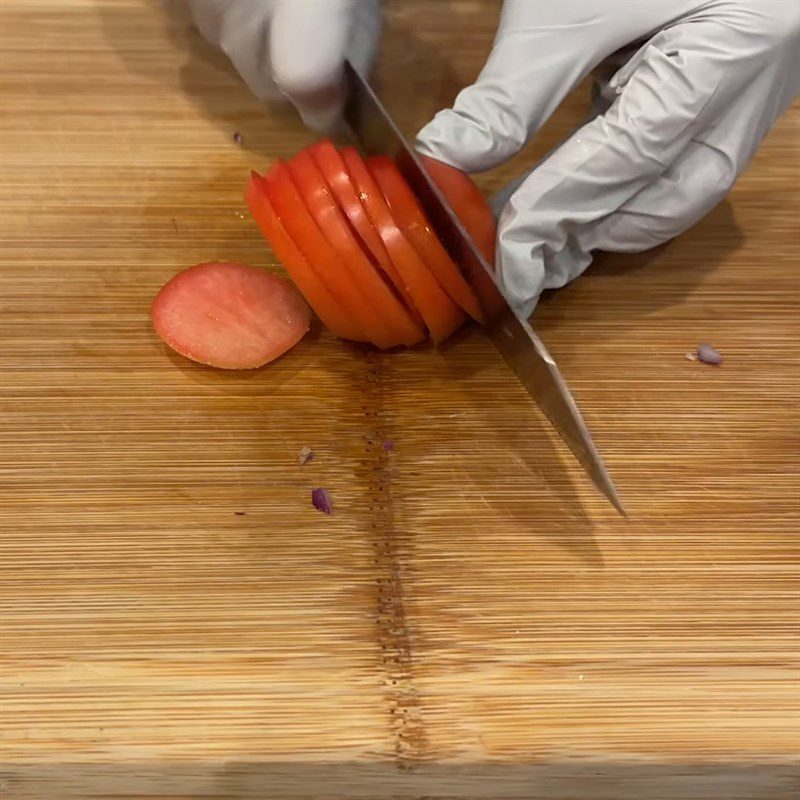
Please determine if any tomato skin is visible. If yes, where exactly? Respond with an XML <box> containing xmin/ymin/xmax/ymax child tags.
<box><xmin>151</xmin><ymin>261</ymin><xmax>310</xmax><ymax>370</ymax></box>
<box><xmin>308</xmin><ymin>140</ymin><xmax>427</xmax><ymax>330</ymax></box>
<box><xmin>307</xmin><ymin>144</ymin><xmax>395</xmax><ymax>282</ymax></box>
<box><xmin>242</xmin><ymin>144</ymin><xmax>500</xmax><ymax>349</ymax></box>
<box><xmin>339</xmin><ymin>147</ymin><xmax>466</xmax><ymax>346</ymax></box>
<box><xmin>366</xmin><ymin>155</ymin><xmax>484</xmax><ymax>324</ymax></box>
<box><xmin>416</xmin><ymin>155</ymin><xmax>496</xmax><ymax>265</ymax></box>
<box><xmin>262</xmin><ymin>159</ymin><xmax>390</xmax><ymax>347</ymax></box>
<box><xmin>244</xmin><ymin>172</ymin><xmax>364</xmax><ymax>342</ymax></box>
<box><xmin>415</xmin><ymin>154</ymin><xmax>506</xmax><ymax>321</ymax></box>
<box><xmin>288</xmin><ymin>150</ymin><xmax>425</xmax><ymax>349</ymax></box>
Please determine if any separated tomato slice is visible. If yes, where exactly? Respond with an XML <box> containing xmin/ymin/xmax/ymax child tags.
<box><xmin>288</xmin><ymin>151</ymin><xmax>425</xmax><ymax>348</ymax></box>
<box><xmin>151</xmin><ymin>261</ymin><xmax>310</xmax><ymax>369</ymax></box>
<box><xmin>339</xmin><ymin>147</ymin><xmax>466</xmax><ymax>345</ymax></box>
<box><xmin>263</xmin><ymin>160</ymin><xmax>390</xmax><ymax>348</ymax></box>
<box><xmin>244</xmin><ymin>172</ymin><xmax>364</xmax><ymax>342</ymax></box>
<box><xmin>366</xmin><ymin>155</ymin><xmax>484</xmax><ymax>323</ymax></box>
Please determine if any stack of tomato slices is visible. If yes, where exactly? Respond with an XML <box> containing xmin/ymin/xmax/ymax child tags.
<box><xmin>245</xmin><ymin>140</ymin><xmax>496</xmax><ymax>349</ymax></box>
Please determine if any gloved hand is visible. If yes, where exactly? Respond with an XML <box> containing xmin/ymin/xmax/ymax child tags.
<box><xmin>165</xmin><ymin>0</ymin><xmax>382</xmax><ymax>132</ymax></box>
<box><xmin>416</xmin><ymin>1</ymin><xmax>800</xmax><ymax>319</ymax></box>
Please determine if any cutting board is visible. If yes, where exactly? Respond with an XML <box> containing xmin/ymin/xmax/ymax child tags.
<box><xmin>2</xmin><ymin>1</ymin><xmax>798</xmax><ymax>798</ymax></box>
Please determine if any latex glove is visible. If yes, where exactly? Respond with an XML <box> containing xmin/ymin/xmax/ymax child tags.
<box><xmin>416</xmin><ymin>1</ymin><xmax>800</xmax><ymax>319</ymax></box>
<box><xmin>165</xmin><ymin>0</ymin><xmax>381</xmax><ymax>132</ymax></box>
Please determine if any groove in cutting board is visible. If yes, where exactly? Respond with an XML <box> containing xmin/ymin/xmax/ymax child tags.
<box><xmin>359</xmin><ymin>350</ymin><xmax>429</xmax><ymax>765</ymax></box>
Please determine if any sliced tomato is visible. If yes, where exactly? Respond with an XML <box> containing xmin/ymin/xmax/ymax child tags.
<box><xmin>366</xmin><ymin>155</ymin><xmax>484</xmax><ymax>323</ymax></box>
<box><xmin>151</xmin><ymin>261</ymin><xmax>310</xmax><ymax>369</ymax></box>
<box><xmin>306</xmin><ymin>143</ymin><xmax>396</xmax><ymax>281</ymax></box>
<box><xmin>244</xmin><ymin>173</ymin><xmax>364</xmax><ymax>342</ymax></box>
<box><xmin>309</xmin><ymin>140</ymin><xmax>425</xmax><ymax>329</ymax></box>
<box><xmin>416</xmin><ymin>155</ymin><xmax>496</xmax><ymax>264</ymax></box>
<box><xmin>262</xmin><ymin>159</ymin><xmax>391</xmax><ymax>348</ymax></box>
<box><xmin>414</xmin><ymin>154</ymin><xmax>505</xmax><ymax>321</ymax></box>
<box><xmin>288</xmin><ymin>150</ymin><xmax>425</xmax><ymax>348</ymax></box>
<box><xmin>339</xmin><ymin>147</ymin><xmax>466</xmax><ymax>345</ymax></box>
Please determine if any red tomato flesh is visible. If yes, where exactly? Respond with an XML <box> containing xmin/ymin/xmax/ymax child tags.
<box><xmin>415</xmin><ymin>153</ymin><xmax>506</xmax><ymax>321</ymax></box>
<box><xmin>416</xmin><ymin>155</ymin><xmax>496</xmax><ymax>264</ymax></box>
<box><xmin>244</xmin><ymin>172</ymin><xmax>364</xmax><ymax>342</ymax></box>
<box><xmin>263</xmin><ymin>160</ymin><xmax>391</xmax><ymax>348</ymax></box>
<box><xmin>307</xmin><ymin>139</ymin><xmax>423</xmax><ymax>324</ymax></box>
<box><xmin>288</xmin><ymin>150</ymin><xmax>425</xmax><ymax>348</ymax></box>
<box><xmin>339</xmin><ymin>147</ymin><xmax>466</xmax><ymax>345</ymax></box>
<box><xmin>242</xmin><ymin>143</ymin><xmax>498</xmax><ymax>348</ymax></box>
<box><xmin>366</xmin><ymin>155</ymin><xmax>484</xmax><ymax>323</ymax></box>
<box><xmin>151</xmin><ymin>261</ymin><xmax>310</xmax><ymax>369</ymax></box>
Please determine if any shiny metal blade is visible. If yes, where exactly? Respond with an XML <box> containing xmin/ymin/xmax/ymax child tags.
<box><xmin>491</xmin><ymin>316</ymin><xmax>625</xmax><ymax>514</ymax></box>
<box><xmin>342</xmin><ymin>61</ymin><xmax>624</xmax><ymax>514</ymax></box>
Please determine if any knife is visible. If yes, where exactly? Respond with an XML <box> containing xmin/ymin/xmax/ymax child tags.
<box><xmin>342</xmin><ymin>61</ymin><xmax>624</xmax><ymax>515</ymax></box>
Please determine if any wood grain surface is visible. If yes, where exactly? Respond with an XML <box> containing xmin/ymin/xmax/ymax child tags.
<box><xmin>1</xmin><ymin>1</ymin><xmax>799</xmax><ymax>798</ymax></box>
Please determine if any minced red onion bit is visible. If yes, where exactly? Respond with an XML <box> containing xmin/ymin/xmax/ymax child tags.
<box><xmin>697</xmin><ymin>344</ymin><xmax>723</xmax><ymax>365</ymax></box>
<box><xmin>232</xmin><ymin>131</ymin><xmax>243</xmax><ymax>145</ymax></box>
<box><xmin>311</xmin><ymin>488</ymin><xmax>332</xmax><ymax>515</ymax></box>
<box><xmin>298</xmin><ymin>446</ymin><xmax>313</xmax><ymax>466</ymax></box>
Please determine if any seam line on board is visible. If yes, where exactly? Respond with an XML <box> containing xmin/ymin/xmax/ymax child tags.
<box><xmin>361</xmin><ymin>349</ymin><xmax>428</xmax><ymax>765</ymax></box>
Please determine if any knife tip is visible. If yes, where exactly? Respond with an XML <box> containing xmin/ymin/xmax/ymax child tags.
<box><xmin>606</xmin><ymin>487</ymin><xmax>627</xmax><ymax>518</ymax></box>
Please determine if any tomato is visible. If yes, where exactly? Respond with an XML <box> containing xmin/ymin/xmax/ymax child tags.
<box><xmin>414</xmin><ymin>154</ymin><xmax>506</xmax><ymax>321</ymax></box>
<box><xmin>288</xmin><ymin>150</ymin><xmax>425</xmax><ymax>348</ymax></box>
<box><xmin>151</xmin><ymin>261</ymin><xmax>310</xmax><ymax>369</ymax></box>
<box><xmin>262</xmin><ymin>159</ymin><xmax>388</xmax><ymax>346</ymax></box>
<box><xmin>309</xmin><ymin>140</ymin><xmax>426</xmax><ymax>328</ymax></box>
<box><xmin>416</xmin><ymin>154</ymin><xmax>497</xmax><ymax>265</ymax></box>
<box><xmin>244</xmin><ymin>172</ymin><xmax>363</xmax><ymax>342</ymax></box>
<box><xmin>241</xmin><ymin>144</ymin><xmax>501</xmax><ymax>350</ymax></box>
<box><xmin>339</xmin><ymin>147</ymin><xmax>466</xmax><ymax>345</ymax></box>
<box><xmin>366</xmin><ymin>155</ymin><xmax>484</xmax><ymax>323</ymax></box>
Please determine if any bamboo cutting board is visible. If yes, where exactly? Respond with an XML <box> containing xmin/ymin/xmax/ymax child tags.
<box><xmin>1</xmin><ymin>1</ymin><xmax>799</xmax><ymax>798</ymax></box>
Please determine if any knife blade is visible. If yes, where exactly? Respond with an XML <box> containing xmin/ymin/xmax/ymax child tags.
<box><xmin>342</xmin><ymin>61</ymin><xmax>624</xmax><ymax>515</ymax></box>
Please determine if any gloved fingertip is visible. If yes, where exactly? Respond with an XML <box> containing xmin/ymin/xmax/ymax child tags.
<box><xmin>273</xmin><ymin>69</ymin><xmax>345</xmax><ymax>133</ymax></box>
<box><xmin>415</xmin><ymin>112</ymin><xmax>479</xmax><ymax>173</ymax></box>
<box><xmin>415</xmin><ymin>107</ymin><xmax>520</xmax><ymax>174</ymax></box>
<box><xmin>269</xmin><ymin>0</ymin><xmax>355</xmax><ymax>130</ymax></box>
<box><xmin>297</xmin><ymin>101</ymin><xmax>346</xmax><ymax>135</ymax></box>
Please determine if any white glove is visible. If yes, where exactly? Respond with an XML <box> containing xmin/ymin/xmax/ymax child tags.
<box><xmin>416</xmin><ymin>0</ymin><xmax>800</xmax><ymax>319</ymax></box>
<box><xmin>165</xmin><ymin>0</ymin><xmax>382</xmax><ymax>132</ymax></box>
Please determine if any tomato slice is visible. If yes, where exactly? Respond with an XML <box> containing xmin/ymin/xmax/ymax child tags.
<box><xmin>262</xmin><ymin>159</ymin><xmax>391</xmax><ymax>348</ymax></box>
<box><xmin>288</xmin><ymin>150</ymin><xmax>425</xmax><ymax>348</ymax></box>
<box><xmin>151</xmin><ymin>261</ymin><xmax>310</xmax><ymax>369</ymax></box>
<box><xmin>339</xmin><ymin>147</ymin><xmax>466</xmax><ymax>345</ymax></box>
<box><xmin>366</xmin><ymin>155</ymin><xmax>484</xmax><ymax>324</ymax></box>
<box><xmin>244</xmin><ymin>172</ymin><xmax>364</xmax><ymax>342</ymax></box>
<box><xmin>306</xmin><ymin>143</ymin><xmax>396</xmax><ymax>282</ymax></box>
<box><xmin>416</xmin><ymin>155</ymin><xmax>496</xmax><ymax>264</ymax></box>
<box><xmin>414</xmin><ymin>154</ymin><xmax>505</xmax><ymax>322</ymax></box>
<box><xmin>309</xmin><ymin>140</ymin><xmax>426</xmax><ymax>329</ymax></box>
